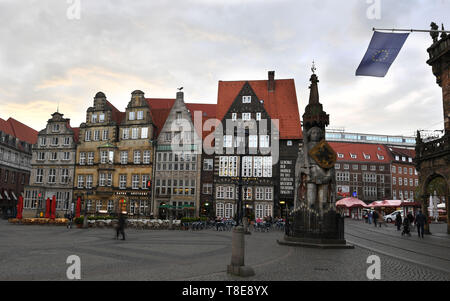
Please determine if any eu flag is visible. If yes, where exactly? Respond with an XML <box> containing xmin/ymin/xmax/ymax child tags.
<box><xmin>356</xmin><ymin>31</ymin><xmax>409</xmax><ymax>77</ymax></box>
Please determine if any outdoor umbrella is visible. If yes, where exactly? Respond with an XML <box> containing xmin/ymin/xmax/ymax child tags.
<box><xmin>51</xmin><ymin>195</ymin><xmax>56</xmax><ymax>219</ymax></box>
<box><xmin>75</xmin><ymin>196</ymin><xmax>81</xmax><ymax>217</ymax></box>
<box><xmin>16</xmin><ymin>195</ymin><xmax>23</xmax><ymax>219</ymax></box>
<box><xmin>45</xmin><ymin>198</ymin><xmax>51</xmax><ymax>218</ymax></box>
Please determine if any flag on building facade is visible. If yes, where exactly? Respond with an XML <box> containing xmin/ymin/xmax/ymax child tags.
<box><xmin>356</xmin><ymin>31</ymin><xmax>409</xmax><ymax>77</ymax></box>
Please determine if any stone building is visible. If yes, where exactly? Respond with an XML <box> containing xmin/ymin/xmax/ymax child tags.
<box><xmin>415</xmin><ymin>23</ymin><xmax>450</xmax><ymax>233</ymax></box>
<box><xmin>23</xmin><ymin>112</ymin><xmax>78</xmax><ymax>218</ymax></box>
<box><xmin>73</xmin><ymin>91</ymin><xmax>157</xmax><ymax>216</ymax></box>
<box><xmin>0</xmin><ymin>117</ymin><xmax>37</xmax><ymax>218</ymax></box>
<box><xmin>213</xmin><ymin>71</ymin><xmax>302</xmax><ymax>220</ymax></box>
<box><xmin>149</xmin><ymin>91</ymin><xmax>203</xmax><ymax>219</ymax></box>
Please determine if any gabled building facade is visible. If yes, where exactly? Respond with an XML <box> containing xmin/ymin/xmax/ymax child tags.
<box><xmin>387</xmin><ymin>147</ymin><xmax>419</xmax><ymax>201</ymax></box>
<box><xmin>23</xmin><ymin>112</ymin><xmax>78</xmax><ymax>218</ymax></box>
<box><xmin>0</xmin><ymin>117</ymin><xmax>37</xmax><ymax>218</ymax></box>
<box><xmin>213</xmin><ymin>71</ymin><xmax>302</xmax><ymax>220</ymax></box>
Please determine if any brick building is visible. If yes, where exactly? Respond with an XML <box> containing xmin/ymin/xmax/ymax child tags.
<box><xmin>387</xmin><ymin>147</ymin><xmax>419</xmax><ymax>201</ymax></box>
<box><xmin>0</xmin><ymin>117</ymin><xmax>37</xmax><ymax>218</ymax></box>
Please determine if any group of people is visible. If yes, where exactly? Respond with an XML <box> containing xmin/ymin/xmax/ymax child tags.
<box><xmin>365</xmin><ymin>209</ymin><xmax>427</xmax><ymax>238</ymax></box>
<box><xmin>394</xmin><ymin>210</ymin><xmax>427</xmax><ymax>238</ymax></box>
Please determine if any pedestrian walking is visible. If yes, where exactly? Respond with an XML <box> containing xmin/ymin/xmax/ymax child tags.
<box><xmin>368</xmin><ymin>211</ymin><xmax>372</xmax><ymax>224</ymax></box>
<box><xmin>395</xmin><ymin>212</ymin><xmax>402</xmax><ymax>231</ymax></box>
<box><xmin>407</xmin><ymin>212</ymin><xmax>415</xmax><ymax>230</ymax></box>
<box><xmin>377</xmin><ymin>210</ymin><xmax>385</xmax><ymax>227</ymax></box>
<box><xmin>415</xmin><ymin>210</ymin><xmax>426</xmax><ymax>238</ymax></box>
<box><xmin>372</xmin><ymin>210</ymin><xmax>378</xmax><ymax>227</ymax></box>
<box><xmin>116</xmin><ymin>213</ymin><xmax>126</xmax><ymax>240</ymax></box>
<box><xmin>66</xmin><ymin>212</ymin><xmax>73</xmax><ymax>229</ymax></box>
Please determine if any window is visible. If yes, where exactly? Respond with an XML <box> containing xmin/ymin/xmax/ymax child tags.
<box><xmin>255</xmin><ymin>187</ymin><xmax>264</xmax><ymax>200</ymax></box>
<box><xmin>99</xmin><ymin>173</ymin><xmax>106</xmax><ymax>186</ymax></box>
<box><xmin>122</xmin><ymin>128</ymin><xmax>130</xmax><ymax>140</ymax></box>
<box><xmin>363</xmin><ymin>173</ymin><xmax>377</xmax><ymax>183</ymax></box>
<box><xmin>108</xmin><ymin>151</ymin><xmax>114</xmax><ymax>164</ymax></box>
<box><xmin>107</xmin><ymin>173</ymin><xmax>112</xmax><ymax>186</ymax></box>
<box><xmin>143</xmin><ymin>150</ymin><xmax>151</xmax><ymax>164</ymax></box>
<box><xmin>249</xmin><ymin>135</ymin><xmax>258</xmax><ymax>148</ymax></box>
<box><xmin>225</xmin><ymin>203</ymin><xmax>234</xmax><ymax>218</ymax></box>
<box><xmin>137</xmin><ymin>111</ymin><xmax>144</xmax><ymax>120</ymax></box>
<box><xmin>379</xmin><ymin>165</ymin><xmax>384</xmax><ymax>171</ymax></box>
<box><xmin>399</xmin><ymin>177</ymin><xmax>403</xmax><ymax>186</ymax></box>
<box><xmin>262</xmin><ymin>156</ymin><xmax>272</xmax><ymax>177</ymax></box>
<box><xmin>176</xmin><ymin>112</ymin><xmax>182</xmax><ymax>122</ymax></box>
<box><xmin>102</xmin><ymin>130</ymin><xmax>109</xmax><ymax>141</ymax></box>
<box><xmin>404</xmin><ymin>167</ymin><xmax>407</xmax><ymax>174</ymax></box>
<box><xmin>86</xmin><ymin>175</ymin><xmax>93</xmax><ymax>189</ymax></box>
<box><xmin>85</xmin><ymin>131</ymin><xmax>91</xmax><ymax>141</ymax></box>
<box><xmin>64</xmin><ymin>137</ymin><xmax>70</xmax><ymax>145</ymax></box>
<box><xmin>363</xmin><ymin>153</ymin><xmax>371</xmax><ymax>160</ymax></box>
<box><xmin>141</xmin><ymin>128</ymin><xmax>148</xmax><ymax>139</ymax></box>
<box><xmin>415</xmin><ymin>179</ymin><xmax>418</xmax><ymax>186</ymax></box>
<box><xmin>335</xmin><ymin>163</ymin><xmax>340</xmax><ymax>169</ymax></box>
<box><xmin>134</xmin><ymin>151</ymin><xmax>141</xmax><ymax>164</ymax></box>
<box><xmin>409</xmin><ymin>179</ymin><xmax>413</xmax><ymax>186</ymax></box>
<box><xmin>142</xmin><ymin>174</ymin><xmax>150</xmax><ymax>189</ymax></box>
<box><xmin>36</xmin><ymin>169</ymin><xmax>43</xmax><ymax>183</ymax></box>
<box><xmin>264</xmin><ymin>204</ymin><xmax>273</xmax><ymax>218</ymax></box>
<box><xmin>120</xmin><ymin>151</ymin><xmax>128</xmax><ymax>164</ymax></box>
<box><xmin>50</xmin><ymin>152</ymin><xmax>58</xmax><ymax>161</ymax></box>
<box><xmin>51</xmin><ymin>137</ymin><xmax>59</xmax><ymax>146</ymax></box>
<box><xmin>393</xmin><ymin>177</ymin><xmax>396</xmax><ymax>185</ymax></box>
<box><xmin>203</xmin><ymin>159</ymin><xmax>213</xmax><ymax>171</ymax></box>
<box><xmin>40</xmin><ymin>137</ymin><xmax>47</xmax><ymax>146</ymax></box>
<box><xmin>392</xmin><ymin>166</ymin><xmax>396</xmax><ymax>173</ymax></box>
<box><xmin>253</xmin><ymin>157</ymin><xmax>263</xmax><ymax>177</ymax></box>
<box><xmin>242</xmin><ymin>96</ymin><xmax>251</xmax><ymax>103</ymax></box>
<box><xmin>61</xmin><ymin>169</ymin><xmax>69</xmax><ymax>183</ymax></box>
<box><xmin>216</xmin><ymin>202</ymin><xmax>224</xmax><ymax>218</ymax></box>
<box><xmin>223</xmin><ymin>135</ymin><xmax>232</xmax><ymax>148</ymax></box>
<box><xmin>409</xmin><ymin>168</ymin><xmax>413</xmax><ymax>175</ymax></box>
<box><xmin>243</xmin><ymin>156</ymin><xmax>253</xmax><ymax>177</ymax></box>
<box><xmin>350</xmin><ymin>153</ymin><xmax>357</xmax><ymax>159</ymax></box>
<box><xmin>363</xmin><ymin>186</ymin><xmax>377</xmax><ymax>197</ymax></box>
<box><xmin>119</xmin><ymin>175</ymin><xmax>127</xmax><ymax>189</ymax></box>
<box><xmin>256</xmin><ymin>112</ymin><xmax>261</xmax><ymax>121</ymax></box>
<box><xmin>259</xmin><ymin>135</ymin><xmax>269</xmax><ymax>148</ymax></box>
<box><xmin>395</xmin><ymin>155</ymin><xmax>399</xmax><ymax>161</ymax></box>
<box><xmin>242</xmin><ymin>113</ymin><xmax>251</xmax><ymax>120</ymax></box>
<box><xmin>100</xmin><ymin>151</ymin><xmax>108</xmax><ymax>164</ymax></box>
<box><xmin>336</xmin><ymin>172</ymin><xmax>350</xmax><ymax>182</ymax></box>
<box><xmin>132</xmin><ymin>175</ymin><xmax>140</xmax><ymax>189</ymax></box>
<box><xmin>353</xmin><ymin>174</ymin><xmax>358</xmax><ymax>182</ymax></box>
<box><xmin>165</xmin><ymin>132</ymin><xmax>171</xmax><ymax>142</ymax></box>
<box><xmin>202</xmin><ymin>183</ymin><xmax>213</xmax><ymax>194</ymax></box>
<box><xmin>398</xmin><ymin>167</ymin><xmax>402</xmax><ymax>174</ymax></box>
<box><xmin>94</xmin><ymin>130</ymin><xmax>100</xmax><ymax>141</ymax></box>
<box><xmin>129</xmin><ymin>112</ymin><xmax>135</xmax><ymax>121</ymax></box>
<box><xmin>255</xmin><ymin>204</ymin><xmax>264</xmax><ymax>219</ymax></box>
<box><xmin>87</xmin><ymin>152</ymin><xmax>94</xmax><ymax>165</ymax></box>
<box><xmin>92</xmin><ymin>114</ymin><xmax>97</xmax><ymax>123</ymax></box>
<box><xmin>352</xmin><ymin>164</ymin><xmax>358</xmax><ymax>170</ymax></box>
<box><xmin>77</xmin><ymin>175</ymin><xmax>84</xmax><ymax>188</ymax></box>
<box><xmin>361</xmin><ymin>165</ymin><xmax>367</xmax><ymax>171</ymax></box>
<box><xmin>219</xmin><ymin>156</ymin><xmax>238</xmax><ymax>177</ymax></box>
<box><xmin>337</xmin><ymin>153</ymin><xmax>344</xmax><ymax>158</ymax></box>
<box><xmin>244</xmin><ymin>187</ymin><xmax>252</xmax><ymax>200</ymax></box>
<box><xmin>287</xmin><ymin>140</ymin><xmax>292</xmax><ymax>146</ymax></box>
<box><xmin>48</xmin><ymin>169</ymin><xmax>56</xmax><ymax>183</ymax></box>
<box><xmin>225</xmin><ymin>186</ymin><xmax>234</xmax><ymax>199</ymax></box>
<box><xmin>132</xmin><ymin>128</ymin><xmax>139</xmax><ymax>139</ymax></box>
<box><xmin>79</xmin><ymin>152</ymin><xmax>86</xmax><ymax>165</ymax></box>
<box><xmin>99</xmin><ymin>114</ymin><xmax>105</xmax><ymax>123</ymax></box>
<box><xmin>216</xmin><ymin>186</ymin><xmax>225</xmax><ymax>199</ymax></box>
<box><xmin>343</xmin><ymin>164</ymin><xmax>349</xmax><ymax>170</ymax></box>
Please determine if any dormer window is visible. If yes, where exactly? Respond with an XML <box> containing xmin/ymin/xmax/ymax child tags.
<box><xmin>350</xmin><ymin>153</ymin><xmax>357</xmax><ymax>159</ymax></box>
<box><xmin>337</xmin><ymin>153</ymin><xmax>344</xmax><ymax>158</ymax></box>
<box><xmin>395</xmin><ymin>155</ymin><xmax>399</xmax><ymax>161</ymax></box>
<box><xmin>363</xmin><ymin>153</ymin><xmax>370</xmax><ymax>160</ymax></box>
<box><xmin>377</xmin><ymin>154</ymin><xmax>384</xmax><ymax>160</ymax></box>
<box><xmin>408</xmin><ymin>157</ymin><xmax>412</xmax><ymax>162</ymax></box>
<box><xmin>232</xmin><ymin>113</ymin><xmax>237</xmax><ymax>121</ymax></box>
<box><xmin>402</xmin><ymin>156</ymin><xmax>406</xmax><ymax>161</ymax></box>
<box><xmin>242</xmin><ymin>96</ymin><xmax>251</xmax><ymax>103</ymax></box>
<box><xmin>256</xmin><ymin>113</ymin><xmax>262</xmax><ymax>121</ymax></box>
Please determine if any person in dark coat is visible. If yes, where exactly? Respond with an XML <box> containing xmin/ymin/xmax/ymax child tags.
<box><xmin>395</xmin><ymin>212</ymin><xmax>402</xmax><ymax>231</ymax></box>
<box><xmin>407</xmin><ymin>212</ymin><xmax>415</xmax><ymax>230</ymax></box>
<box><xmin>415</xmin><ymin>210</ymin><xmax>426</xmax><ymax>238</ymax></box>
<box><xmin>372</xmin><ymin>210</ymin><xmax>378</xmax><ymax>227</ymax></box>
<box><xmin>401</xmin><ymin>217</ymin><xmax>411</xmax><ymax>236</ymax></box>
<box><xmin>116</xmin><ymin>213</ymin><xmax>126</xmax><ymax>240</ymax></box>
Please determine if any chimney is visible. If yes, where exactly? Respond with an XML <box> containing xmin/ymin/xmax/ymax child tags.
<box><xmin>268</xmin><ymin>71</ymin><xmax>275</xmax><ymax>92</ymax></box>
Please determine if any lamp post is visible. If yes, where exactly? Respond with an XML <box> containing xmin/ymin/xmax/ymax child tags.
<box><xmin>227</xmin><ymin>153</ymin><xmax>254</xmax><ymax>277</ymax></box>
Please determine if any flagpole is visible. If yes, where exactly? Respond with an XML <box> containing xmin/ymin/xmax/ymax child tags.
<box><xmin>373</xmin><ymin>27</ymin><xmax>450</xmax><ymax>34</ymax></box>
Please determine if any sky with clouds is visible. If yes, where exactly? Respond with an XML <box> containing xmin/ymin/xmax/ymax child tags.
<box><xmin>0</xmin><ymin>0</ymin><xmax>448</xmax><ymax>138</ymax></box>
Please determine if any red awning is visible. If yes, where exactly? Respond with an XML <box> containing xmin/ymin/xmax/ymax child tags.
<box><xmin>367</xmin><ymin>200</ymin><xmax>402</xmax><ymax>208</ymax></box>
<box><xmin>336</xmin><ymin>197</ymin><xmax>368</xmax><ymax>208</ymax></box>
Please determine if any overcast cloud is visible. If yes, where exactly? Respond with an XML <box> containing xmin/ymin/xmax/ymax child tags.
<box><xmin>0</xmin><ymin>0</ymin><xmax>448</xmax><ymax>137</ymax></box>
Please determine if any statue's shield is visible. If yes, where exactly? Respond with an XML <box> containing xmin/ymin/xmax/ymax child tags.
<box><xmin>308</xmin><ymin>139</ymin><xmax>337</xmax><ymax>169</ymax></box>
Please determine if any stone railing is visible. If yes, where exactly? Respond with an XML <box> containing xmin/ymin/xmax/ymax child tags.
<box><xmin>417</xmin><ymin>134</ymin><xmax>450</xmax><ymax>160</ymax></box>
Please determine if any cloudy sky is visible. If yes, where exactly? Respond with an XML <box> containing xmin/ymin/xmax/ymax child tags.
<box><xmin>0</xmin><ymin>0</ymin><xmax>448</xmax><ymax>137</ymax></box>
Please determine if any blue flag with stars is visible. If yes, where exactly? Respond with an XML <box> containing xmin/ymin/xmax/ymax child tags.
<box><xmin>356</xmin><ymin>31</ymin><xmax>409</xmax><ymax>77</ymax></box>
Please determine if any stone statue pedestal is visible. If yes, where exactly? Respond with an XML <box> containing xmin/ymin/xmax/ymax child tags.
<box><xmin>277</xmin><ymin>207</ymin><xmax>354</xmax><ymax>249</ymax></box>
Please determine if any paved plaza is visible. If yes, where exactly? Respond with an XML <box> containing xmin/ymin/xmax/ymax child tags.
<box><xmin>0</xmin><ymin>219</ymin><xmax>449</xmax><ymax>281</ymax></box>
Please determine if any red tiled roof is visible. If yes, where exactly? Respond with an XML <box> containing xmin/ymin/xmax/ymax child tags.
<box><xmin>146</xmin><ymin>99</ymin><xmax>217</xmax><ymax>140</ymax></box>
<box><xmin>105</xmin><ymin>100</ymin><xmax>125</xmax><ymax>125</ymax></box>
<box><xmin>388</xmin><ymin>146</ymin><xmax>415</xmax><ymax>159</ymax></box>
<box><xmin>0</xmin><ymin>117</ymin><xmax>38</xmax><ymax>145</ymax></box>
<box><xmin>329</xmin><ymin>142</ymin><xmax>392</xmax><ymax>163</ymax></box>
<box><xmin>216</xmin><ymin>79</ymin><xmax>302</xmax><ymax>140</ymax></box>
